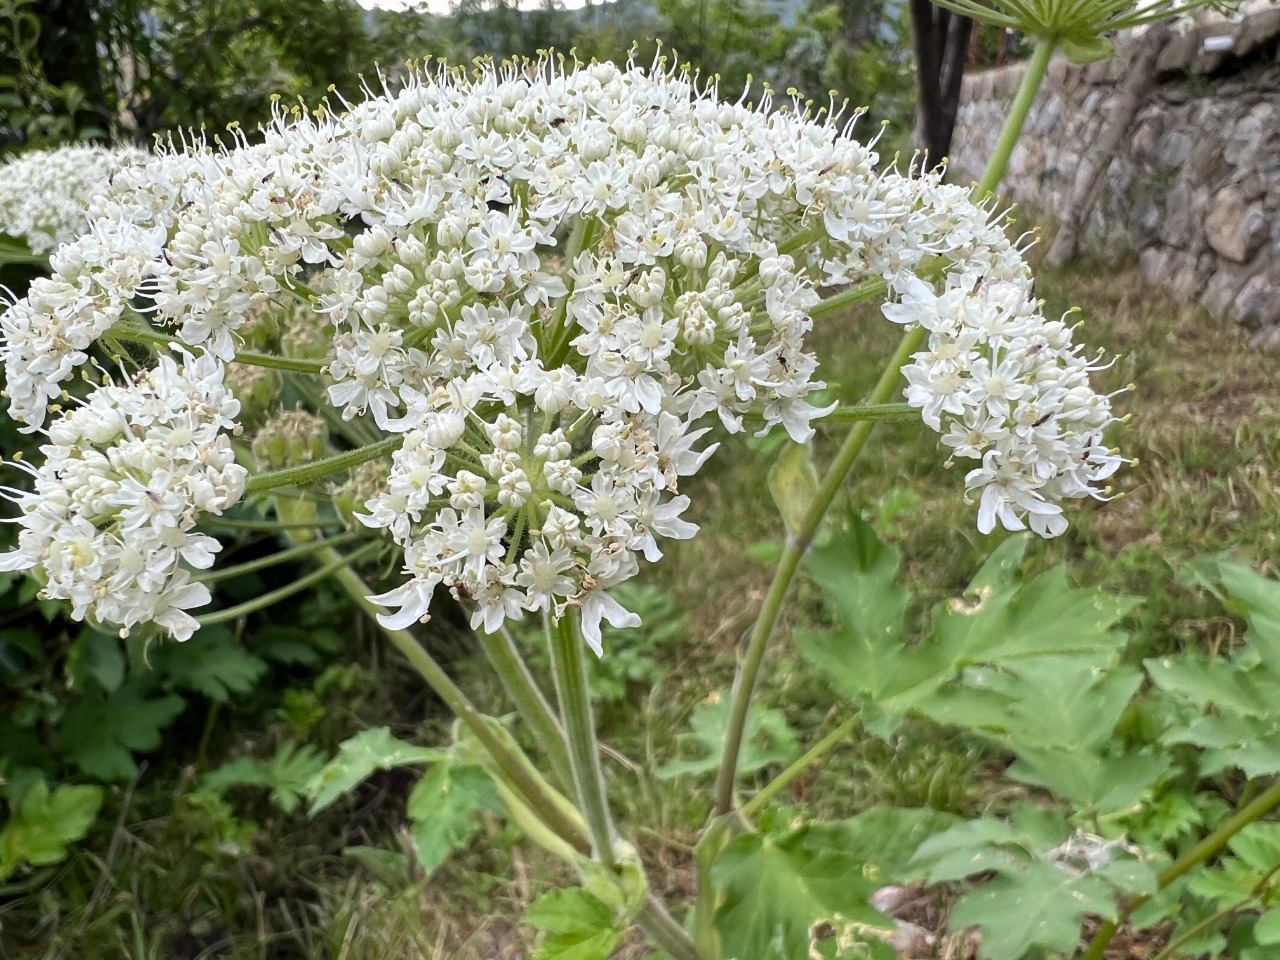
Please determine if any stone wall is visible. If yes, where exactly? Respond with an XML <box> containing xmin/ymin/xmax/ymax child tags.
<box><xmin>949</xmin><ymin>9</ymin><xmax>1280</xmax><ymax>347</ymax></box>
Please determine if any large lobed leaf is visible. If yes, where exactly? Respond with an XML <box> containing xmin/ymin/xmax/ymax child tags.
<box><xmin>1147</xmin><ymin>558</ymin><xmax>1280</xmax><ymax>778</ymax></box>
<box><xmin>0</xmin><ymin>780</ymin><xmax>103</xmax><ymax>880</ymax></box>
<box><xmin>799</xmin><ymin>513</ymin><xmax>1154</xmax><ymax>812</ymax></box>
<box><xmin>306</xmin><ymin>726</ymin><xmax>444</xmax><ymax>814</ymax></box>
<box><xmin>406</xmin><ymin>761</ymin><xmax>502</xmax><ymax>875</ymax></box>
<box><xmin>711</xmin><ymin>821</ymin><xmax>898</xmax><ymax>960</ymax></box>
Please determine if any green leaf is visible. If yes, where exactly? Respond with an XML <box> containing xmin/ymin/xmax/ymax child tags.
<box><xmin>1147</xmin><ymin>562</ymin><xmax>1280</xmax><ymax>779</ymax></box>
<box><xmin>60</xmin><ymin>680</ymin><xmax>186</xmax><ymax>780</ymax></box>
<box><xmin>796</xmin><ymin>512</ymin><xmax>913</xmax><ymax>715</ymax></box>
<box><xmin>150</xmin><ymin>628</ymin><xmax>268</xmax><ymax>702</ymax></box>
<box><xmin>0</xmin><ymin>780</ymin><xmax>103</xmax><ymax>880</ymax></box>
<box><xmin>898</xmin><ymin>565</ymin><xmax>1135</xmax><ymax>716</ymax></box>
<box><xmin>950</xmin><ymin>862</ymin><xmax>1116</xmax><ymax>960</ymax></box>
<box><xmin>67</xmin><ymin>630</ymin><xmax>125</xmax><ymax>693</ymax></box>
<box><xmin>1165</xmin><ymin>713</ymin><xmax>1280</xmax><ymax>779</ymax></box>
<box><xmin>0</xmin><ymin>233</ymin><xmax>46</xmax><ymax>266</ymax></box>
<box><xmin>803</xmin><ymin>524</ymin><xmax>1147</xmax><ymax>810</ymax></box>
<box><xmin>343</xmin><ymin>845</ymin><xmax>412</xmax><ymax>887</ymax></box>
<box><xmin>656</xmin><ymin>697</ymin><xmax>797</xmax><ymax>780</ymax></box>
<box><xmin>525</xmin><ymin>887</ymin><xmax>622</xmax><ymax>960</ymax></box>
<box><xmin>1144</xmin><ymin>654</ymin><xmax>1267</xmax><ymax>717</ymax></box>
<box><xmin>910</xmin><ymin>817</ymin><xmax>1032</xmax><ymax>884</ymax></box>
<box><xmin>711</xmin><ymin>823</ymin><xmax>897</xmax><ymax>960</ymax></box>
<box><xmin>307</xmin><ymin>727</ymin><xmax>444</xmax><ymax>814</ymax></box>
<box><xmin>1253</xmin><ymin>909</ymin><xmax>1280</xmax><ymax>946</ymax></box>
<box><xmin>963</xmin><ymin>657</ymin><xmax>1168</xmax><ymax>812</ymax></box>
<box><xmin>802</xmin><ymin>517</ymin><xmax>1136</xmax><ymax>727</ymax></box>
<box><xmin>837</xmin><ymin>807</ymin><xmax>962</xmax><ymax>884</ymax></box>
<box><xmin>405</xmin><ymin>763</ymin><xmax>501</xmax><ymax>875</ymax></box>
<box><xmin>1203</xmin><ymin>560</ymin><xmax>1280</xmax><ymax>673</ymax></box>
<box><xmin>203</xmin><ymin>741</ymin><xmax>328</xmax><ymax>814</ymax></box>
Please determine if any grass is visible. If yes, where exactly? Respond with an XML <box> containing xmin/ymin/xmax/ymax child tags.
<box><xmin>5</xmin><ymin>253</ymin><xmax>1279</xmax><ymax>959</ymax></box>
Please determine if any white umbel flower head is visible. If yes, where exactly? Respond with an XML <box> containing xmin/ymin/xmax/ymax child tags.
<box><xmin>0</xmin><ymin>54</ymin><xmax>1122</xmax><ymax>648</ymax></box>
<box><xmin>0</xmin><ymin>352</ymin><xmax>247</xmax><ymax>640</ymax></box>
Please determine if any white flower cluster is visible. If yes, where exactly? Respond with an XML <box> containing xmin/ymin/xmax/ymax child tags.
<box><xmin>0</xmin><ymin>353</ymin><xmax>247</xmax><ymax>640</ymax></box>
<box><xmin>0</xmin><ymin>56</ymin><xmax>1122</xmax><ymax>647</ymax></box>
<box><xmin>0</xmin><ymin>144</ymin><xmax>147</xmax><ymax>254</ymax></box>
<box><xmin>884</xmin><ymin>274</ymin><xmax>1121</xmax><ymax>538</ymax></box>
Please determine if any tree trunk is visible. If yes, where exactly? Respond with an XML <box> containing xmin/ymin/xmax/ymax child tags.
<box><xmin>1045</xmin><ymin>25</ymin><xmax>1171</xmax><ymax>266</ymax></box>
<box><xmin>911</xmin><ymin>0</ymin><xmax>974</xmax><ymax>173</ymax></box>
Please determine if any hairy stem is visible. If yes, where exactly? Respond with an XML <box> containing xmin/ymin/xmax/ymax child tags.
<box><xmin>547</xmin><ymin>610</ymin><xmax>616</xmax><ymax>863</ymax></box>
<box><xmin>245</xmin><ymin>435</ymin><xmax>402</xmax><ymax>494</ymax></box>
<box><xmin>329</xmin><ymin>553</ymin><xmax>707</xmax><ymax>960</ymax></box>
<box><xmin>712</xmin><ymin>27</ymin><xmax>1055</xmax><ymax>818</ymax></box>
<box><xmin>193</xmin><ymin>529</ymin><xmax>363</xmax><ymax>583</ymax></box>
<box><xmin>197</xmin><ymin>541</ymin><xmax>381</xmax><ymax>626</ymax></box>
<box><xmin>741</xmin><ymin>717</ymin><xmax>857</xmax><ymax>820</ymax></box>
<box><xmin>976</xmin><ymin>35</ymin><xmax>1055</xmax><ymax>199</ymax></box>
<box><xmin>809</xmin><ymin>276</ymin><xmax>889</xmax><ymax>319</ymax></box>
<box><xmin>638</xmin><ymin>896</ymin><xmax>707</xmax><ymax>960</ymax></box>
<box><xmin>111</xmin><ymin>321</ymin><xmax>327</xmax><ymax>374</ymax></box>
<box><xmin>320</xmin><ymin>545</ymin><xmax>592</xmax><ymax>851</ymax></box>
<box><xmin>713</xmin><ymin>323</ymin><xmax>927</xmax><ymax>816</ymax></box>
<box><xmin>478</xmin><ymin>624</ymin><xmax>574</xmax><ymax>789</ymax></box>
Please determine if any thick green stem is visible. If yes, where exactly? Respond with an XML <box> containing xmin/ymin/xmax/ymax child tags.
<box><xmin>328</xmin><ymin>555</ymin><xmax>709</xmax><ymax>960</ymax></box>
<box><xmin>712</xmin><ymin>29</ymin><xmax>1057</xmax><ymax>820</ymax></box>
<box><xmin>1148</xmin><ymin>859</ymin><xmax>1280</xmax><ymax>960</ymax></box>
<box><xmin>547</xmin><ymin>610</ymin><xmax>616</xmax><ymax>863</ymax></box>
<box><xmin>976</xmin><ymin>35</ymin><xmax>1056</xmax><ymax>199</ymax></box>
<box><xmin>1077</xmin><ymin>778</ymin><xmax>1280</xmax><ymax>960</ymax></box>
<box><xmin>638</xmin><ymin>896</ymin><xmax>706</xmax><ymax>960</ymax></box>
<box><xmin>692</xmin><ymin>817</ymin><xmax>734</xmax><ymax>956</ymax></box>
<box><xmin>245</xmin><ymin>436</ymin><xmax>402</xmax><ymax>494</ymax></box>
<box><xmin>320</xmin><ymin>546</ymin><xmax>592</xmax><ymax>852</ymax></box>
<box><xmin>479</xmin><ymin>624</ymin><xmax>574</xmax><ymax>789</ymax></box>
<box><xmin>741</xmin><ymin>717</ymin><xmax>856</xmax><ymax>820</ymax></box>
<box><xmin>713</xmin><ymin>323</ymin><xmax>927</xmax><ymax>816</ymax></box>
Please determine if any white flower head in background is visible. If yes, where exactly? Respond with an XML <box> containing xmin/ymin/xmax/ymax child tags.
<box><xmin>0</xmin><ymin>145</ymin><xmax>148</xmax><ymax>255</ymax></box>
<box><xmin>0</xmin><ymin>55</ymin><xmax>1122</xmax><ymax>647</ymax></box>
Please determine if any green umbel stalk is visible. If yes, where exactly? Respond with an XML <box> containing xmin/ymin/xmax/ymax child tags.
<box><xmin>245</xmin><ymin>436</ymin><xmax>402</xmax><ymax>494</ymax></box>
<box><xmin>1078</xmin><ymin>778</ymin><xmax>1280</xmax><ymax>960</ymax></box>
<box><xmin>977</xmin><ymin>35</ymin><xmax>1055</xmax><ymax>199</ymax></box>
<box><xmin>713</xmin><ymin>323</ymin><xmax>927</xmax><ymax>816</ymax></box>
<box><xmin>477</xmin><ymin>624</ymin><xmax>574</xmax><ymax>789</ymax></box>
<box><xmin>547</xmin><ymin>610</ymin><xmax>617</xmax><ymax>863</ymax></box>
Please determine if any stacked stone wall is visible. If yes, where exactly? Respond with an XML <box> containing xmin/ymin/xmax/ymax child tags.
<box><xmin>950</xmin><ymin>10</ymin><xmax>1280</xmax><ymax>347</ymax></box>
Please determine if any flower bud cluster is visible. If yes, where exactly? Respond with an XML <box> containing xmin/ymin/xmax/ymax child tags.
<box><xmin>0</xmin><ymin>353</ymin><xmax>247</xmax><ymax>640</ymax></box>
<box><xmin>251</xmin><ymin>408</ymin><xmax>329</xmax><ymax>469</ymax></box>
<box><xmin>0</xmin><ymin>145</ymin><xmax>147</xmax><ymax>255</ymax></box>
